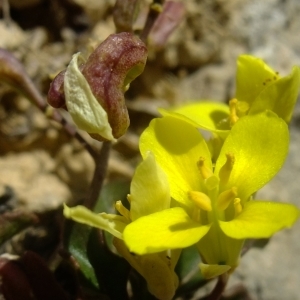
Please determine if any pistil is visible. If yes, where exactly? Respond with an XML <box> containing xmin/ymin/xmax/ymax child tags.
<box><xmin>234</xmin><ymin>198</ymin><xmax>242</xmax><ymax>217</ymax></box>
<box><xmin>219</xmin><ymin>153</ymin><xmax>235</xmax><ymax>186</ymax></box>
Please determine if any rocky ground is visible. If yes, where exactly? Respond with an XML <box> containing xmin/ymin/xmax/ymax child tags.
<box><xmin>0</xmin><ymin>0</ymin><xmax>300</xmax><ymax>299</ymax></box>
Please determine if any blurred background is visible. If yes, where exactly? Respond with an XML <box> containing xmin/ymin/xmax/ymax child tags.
<box><xmin>0</xmin><ymin>1</ymin><xmax>299</xmax><ymax>299</ymax></box>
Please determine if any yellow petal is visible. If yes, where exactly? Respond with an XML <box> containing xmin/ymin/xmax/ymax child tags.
<box><xmin>215</xmin><ymin>111</ymin><xmax>289</xmax><ymax>201</ymax></box>
<box><xmin>130</xmin><ymin>152</ymin><xmax>170</xmax><ymax>221</ymax></box>
<box><xmin>63</xmin><ymin>204</ymin><xmax>127</xmax><ymax>239</ymax></box>
<box><xmin>235</xmin><ymin>55</ymin><xmax>277</xmax><ymax>107</ymax></box>
<box><xmin>159</xmin><ymin>101</ymin><xmax>230</xmax><ymax>133</ymax></box>
<box><xmin>139</xmin><ymin>254</ymin><xmax>179</xmax><ymax>300</ymax></box>
<box><xmin>140</xmin><ymin>116</ymin><xmax>211</xmax><ymax>207</ymax></box>
<box><xmin>249</xmin><ymin>66</ymin><xmax>300</xmax><ymax>124</ymax></box>
<box><xmin>113</xmin><ymin>238</ymin><xmax>178</xmax><ymax>300</ymax></box>
<box><xmin>219</xmin><ymin>200</ymin><xmax>300</xmax><ymax>239</ymax></box>
<box><xmin>123</xmin><ymin>207</ymin><xmax>211</xmax><ymax>255</ymax></box>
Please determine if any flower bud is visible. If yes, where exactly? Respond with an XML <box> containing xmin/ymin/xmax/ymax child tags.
<box><xmin>48</xmin><ymin>32</ymin><xmax>148</xmax><ymax>141</ymax></box>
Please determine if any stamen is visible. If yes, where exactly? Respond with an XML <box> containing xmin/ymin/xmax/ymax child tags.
<box><xmin>189</xmin><ymin>191</ymin><xmax>212</xmax><ymax>211</ymax></box>
<box><xmin>229</xmin><ymin>98</ymin><xmax>239</xmax><ymax>127</ymax></box>
<box><xmin>234</xmin><ymin>198</ymin><xmax>242</xmax><ymax>217</ymax></box>
<box><xmin>192</xmin><ymin>207</ymin><xmax>201</xmax><ymax>223</ymax></box>
<box><xmin>115</xmin><ymin>200</ymin><xmax>131</xmax><ymax>221</ymax></box>
<box><xmin>217</xmin><ymin>187</ymin><xmax>238</xmax><ymax>211</ymax></box>
<box><xmin>197</xmin><ymin>157</ymin><xmax>213</xmax><ymax>179</ymax></box>
<box><xmin>219</xmin><ymin>153</ymin><xmax>235</xmax><ymax>186</ymax></box>
<box><xmin>127</xmin><ymin>194</ymin><xmax>132</xmax><ymax>204</ymax></box>
<box><xmin>236</xmin><ymin>101</ymin><xmax>249</xmax><ymax>115</ymax></box>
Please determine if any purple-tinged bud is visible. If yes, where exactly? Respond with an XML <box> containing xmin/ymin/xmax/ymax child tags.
<box><xmin>149</xmin><ymin>1</ymin><xmax>185</xmax><ymax>50</ymax></box>
<box><xmin>47</xmin><ymin>69</ymin><xmax>66</xmax><ymax>109</ymax></box>
<box><xmin>113</xmin><ymin>0</ymin><xmax>141</xmax><ymax>32</ymax></box>
<box><xmin>48</xmin><ymin>32</ymin><xmax>147</xmax><ymax>141</ymax></box>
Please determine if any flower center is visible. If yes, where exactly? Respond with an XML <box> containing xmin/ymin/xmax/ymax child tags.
<box><xmin>189</xmin><ymin>155</ymin><xmax>242</xmax><ymax>224</ymax></box>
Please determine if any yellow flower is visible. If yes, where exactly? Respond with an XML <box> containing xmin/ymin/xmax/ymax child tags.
<box><xmin>123</xmin><ymin>112</ymin><xmax>299</xmax><ymax>278</ymax></box>
<box><xmin>159</xmin><ymin>55</ymin><xmax>300</xmax><ymax>132</ymax></box>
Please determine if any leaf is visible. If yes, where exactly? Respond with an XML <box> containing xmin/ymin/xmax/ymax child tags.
<box><xmin>65</xmin><ymin>221</ymin><xmax>100</xmax><ymax>290</ymax></box>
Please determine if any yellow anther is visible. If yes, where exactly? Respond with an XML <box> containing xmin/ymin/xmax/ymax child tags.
<box><xmin>219</xmin><ymin>153</ymin><xmax>235</xmax><ymax>186</ymax></box>
<box><xmin>217</xmin><ymin>187</ymin><xmax>238</xmax><ymax>211</ymax></box>
<box><xmin>189</xmin><ymin>191</ymin><xmax>212</xmax><ymax>211</ymax></box>
<box><xmin>192</xmin><ymin>207</ymin><xmax>201</xmax><ymax>223</ymax></box>
<box><xmin>197</xmin><ymin>157</ymin><xmax>213</xmax><ymax>179</ymax></box>
<box><xmin>229</xmin><ymin>98</ymin><xmax>239</xmax><ymax>127</ymax></box>
<box><xmin>115</xmin><ymin>200</ymin><xmax>131</xmax><ymax>221</ymax></box>
<box><xmin>234</xmin><ymin>198</ymin><xmax>242</xmax><ymax>217</ymax></box>
<box><xmin>126</xmin><ymin>194</ymin><xmax>132</xmax><ymax>204</ymax></box>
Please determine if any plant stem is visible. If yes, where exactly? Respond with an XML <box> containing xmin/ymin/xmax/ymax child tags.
<box><xmin>205</xmin><ymin>273</ymin><xmax>229</xmax><ymax>300</ymax></box>
<box><xmin>84</xmin><ymin>141</ymin><xmax>112</xmax><ymax>210</ymax></box>
<box><xmin>140</xmin><ymin>0</ymin><xmax>165</xmax><ymax>42</ymax></box>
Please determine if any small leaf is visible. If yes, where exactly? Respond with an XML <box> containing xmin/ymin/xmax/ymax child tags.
<box><xmin>65</xmin><ymin>221</ymin><xmax>100</xmax><ymax>290</ymax></box>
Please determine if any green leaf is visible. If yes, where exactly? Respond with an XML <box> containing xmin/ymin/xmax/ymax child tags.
<box><xmin>65</xmin><ymin>222</ymin><xmax>100</xmax><ymax>290</ymax></box>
